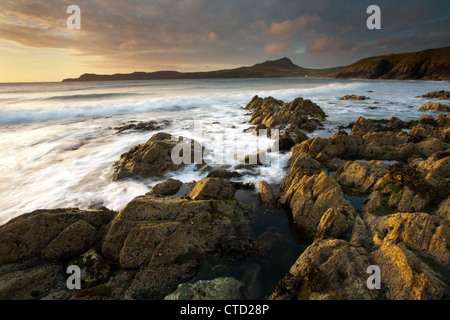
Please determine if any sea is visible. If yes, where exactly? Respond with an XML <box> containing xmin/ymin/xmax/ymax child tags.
<box><xmin>0</xmin><ymin>78</ymin><xmax>448</xmax><ymax>225</ymax></box>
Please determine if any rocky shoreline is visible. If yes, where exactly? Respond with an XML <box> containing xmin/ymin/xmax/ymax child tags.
<box><xmin>0</xmin><ymin>91</ymin><xmax>449</xmax><ymax>300</ymax></box>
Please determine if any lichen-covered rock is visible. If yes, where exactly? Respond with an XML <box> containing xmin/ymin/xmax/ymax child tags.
<box><xmin>279</xmin><ymin>171</ymin><xmax>356</xmax><ymax>236</ymax></box>
<box><xmin>372</xmin><ymin>239</ymin><xmax>448</xmax><ymax>300</ymax></box>
<box><xmin>271</xmin><ymin>239</ymin><xmax>377</xmax><ymax>300</ymax></box>
<box><xmin>336</xmin><ymin>160</ymin><xmax>390</xmax><ymax>194</ymax></box>
<box><xmin>0</xmin><ymin>208</ymin><xmax>116</xmax><ymax>265</ymax></box>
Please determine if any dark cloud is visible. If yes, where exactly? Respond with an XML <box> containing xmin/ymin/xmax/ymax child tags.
<box><xmin>0</xmin><ymin>0</ymin><xmax>448</xmax><ymax>71</ymax></box>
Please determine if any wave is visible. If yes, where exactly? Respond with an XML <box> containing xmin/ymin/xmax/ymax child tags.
<box><xmin>45</xmin><ymin>92</ymin><xmax>138</xmax><ymax>101</ymax></box>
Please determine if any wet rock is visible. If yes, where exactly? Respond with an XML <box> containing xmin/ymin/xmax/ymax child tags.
<box><xmin>419</xmin><ymin>102</ymin><xmax>450</xmax><ymax>113</ymax></box>
<box><xmin>340</xmin><ymin>95</ymin><xmax>368</xmax><ymax>100</ymax></box>
<box><xmin>416</xmin><ymin>91</ymin><xmax>450</xmax><ymax>100</ymax></box>
<box><xmin>114</xmin><ymin>120</ymin><xmax>169</xmax><ymax>134</ymax></box>
<box><xmin>189</xmin><ymin>178</ymin><xmax>236</xmax><ymax>200</ymax></box>
<box><xmin>207</xmin><ymin>169</ymin><xmax>243</xmax><ymax>180</ymax></box>
<box><xmin>259</xmin><ymin>181</ymin><xmax>276</xmax><ymax>208</ymax></box>
<box><xmin>164</xmin><ymin>277</ymin><xmax>244</xmax><ymax>300</ymax></box>
<box><xmin>272</xmin><ymin>239</ymin><xmax>377</xmax><ymax>300</ymax></box>
<box><xmin>113</xmin><ymin>132</ymin><xmax>204</xmax><ymax>180</ymax></box>
<box><xmin>149</xmin><ymin>178</ymin><xmax>184</xmax><ymax>197</ymax></box>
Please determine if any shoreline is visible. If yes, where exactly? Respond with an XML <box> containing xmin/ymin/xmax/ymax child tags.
<box><xmin>0</xmin><ymin>90</ymin><xmax>449</xmax><ymax>300</ymax></box>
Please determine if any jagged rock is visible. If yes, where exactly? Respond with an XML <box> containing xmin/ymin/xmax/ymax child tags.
<box><xmin>340</xmin><ymin>95</ymin><xmax>368</xmax><ymax>101</ymax></box>
<box><xmin>419</xmin><ymin>102</ymin><xmax>450</xmax><ymax>113</ymax></box>
<box><xmin>278</xmin><ymin>171</ymin><xmax>356</xmax><ymax>236</ymax></box>
<box><xmin>271</xmin><ymin>239</ymin><xmax>377</xmax><ymax>300</ymax></box>
<box><xmin>164</xmin><ymin>277</ymin><xmax>244</xmax><ymax>300</ymax></box>
<box><xmin>113</xmin><ymin>132</ymin><xmax>204</xmax><ymax>180</ymax></box>
<box><xmin>149</xmin><ymin>178</ymin><xmax>184</xmax><ymax>197</ymax></box>
<box><xmin>416</xmin><ymin>91</ymin><xmax>450</xmax><ymax>100</ymax></box>
<box><xmin>41</xmin><ymin>220</ymin><xmax>97</xmax><ymax>261</ymax></box>
<box><xmin>373</xmin><ymin>212</ymin><xmax>450</xmax><ymax>267</ymax></box>
<box><xmin>0</xmin><ymin>208</ymin><xmax>116</xmax><ymax>265</ymax></box>
<box><xmin>336</xmin><ymin>160</ymin><xmax>390</xmax><ymax>194</ymax></box>
<box><xmin>372</xmin><ymin>239</ymin><xmax>448</xmax><ymax>300</ymax></box>
<box><xmin>189</xmin><ymin>178</ymin><xmax>236</xmax><ymax>200</ymax></box>
<box><xmin>315</xmin><ymin>208</ymin><xmax>348</xmax><ymax>239</ymax></box>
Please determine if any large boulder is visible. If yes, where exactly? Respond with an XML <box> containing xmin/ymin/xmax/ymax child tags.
<box><xmin>113</xmin><ymin>132</ymin><xmax>204</xmax><ymax>180</ymax></box>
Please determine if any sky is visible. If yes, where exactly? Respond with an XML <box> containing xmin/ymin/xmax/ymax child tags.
<box><xmin>0</xmin><ymin>0</ymin><xmax>449</xmax><ymax>82</ymax></box>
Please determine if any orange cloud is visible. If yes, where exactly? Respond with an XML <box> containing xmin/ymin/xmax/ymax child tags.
<box><xmin>202</xmin><ymin>32</ymin><xmax>218</xmax><ymax>42</ymax></box>
<box><xmin>119</xmin><ymin>40</ymin><xmax>137</xmax><ymax>50</ymax></box>
<box><xmin>269</xmin><ymin>15</ymin><xmax>320</xmax><ymax>36</ymax></box>
<box><xmin>265</xmin><ymin>42</ymin><xmax>291</xmax><ymax>54</ymax></box>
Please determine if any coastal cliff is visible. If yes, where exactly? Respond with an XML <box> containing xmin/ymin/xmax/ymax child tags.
<box><xmin>336</xmin><ymin>46</ymin><xmax>450</xmax><ymax>81</ymax></box>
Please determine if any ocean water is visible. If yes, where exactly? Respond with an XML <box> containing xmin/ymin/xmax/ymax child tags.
<box><xmin>0</xmin><ymin>78</ymin><xmax>448</xmax><ymax>225</ymax></box>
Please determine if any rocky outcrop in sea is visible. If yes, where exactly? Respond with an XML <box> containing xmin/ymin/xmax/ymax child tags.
<box><xmin>0</xmin><ymin>94</ymin><xmax>449</xmax><ymax>300</ymax></box>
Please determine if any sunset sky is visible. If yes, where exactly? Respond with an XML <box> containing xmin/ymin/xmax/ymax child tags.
<box><xmin>0</xmin><ymin>0</ymin><xmax>449</xmax><ymax>82</ymax></box>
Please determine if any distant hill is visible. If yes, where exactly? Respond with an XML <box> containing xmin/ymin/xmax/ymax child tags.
<box><xmin>336</xmin><ymin>46</ymin><xmax>450</xmax><ymax>81</ymax></box>
<box><xmin>62</xmin><ymin>57</ymin><xmax>345</xmax><ymax>82</ymax></box>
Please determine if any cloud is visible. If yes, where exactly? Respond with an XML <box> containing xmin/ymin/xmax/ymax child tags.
<box><xmin>0</xmin><ymin>0</ymin><xmax>448</xmax><ymax>78</ymax></box>
<box><xmin>265</xmin><ymin>42</ymin><xmax>291</xmax><ymax>54</ymax></box>
<box><xmin>202</xmin><ymin>32</ymin><xmax>218</xmax><ymax>42</ymax></box>
<box><xmin>119</xmin><ymin>39</ymin><xmax>137</xmax><ymax>50</ymax></box>
<box><xmin>269</xmin><ymin>15</ymin><xmax>320</xmax><ymax>36</ymax></box>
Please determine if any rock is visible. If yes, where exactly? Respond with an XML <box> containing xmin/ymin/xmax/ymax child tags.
<box><xmin>372</xmin><ymin>239</ymin><xmax>448</xmax><ymax>300</ymax></box>
<box><xmin>340</xmin><ymin>95</ymin><xmax>368</xmax><ymax>100</ymax></box>
<box><xmin>416</xmin><ymin>91</ymin><xmax>450</xmax><ymax>100</ymax></box>
<box><xmin>436</xmin><ymin>196</ymin><xmax>450</xmax><ymax>221</ymax></box>
<box><xmin>41</xmin><ymin>220</ymin><xmax>97</xmax><ymax>261</ymax></box>
<box><xmin>336</xmin><ymin>160</ymin><xmax>390</xmax><ymax>194</ymax></box>
<box><xmin>207</xmin><ymin>169</ymin><xmax>243</xmax><ymax>179</ymax></box>
<box><xmin>113</xmin><ymin>132</ymin><xmax>204</xmax><ymax>180</ymax></box>
<box><xmin>278</xmin><ymin>171</ymin><xmax>356</xmax><ymax>236</ymax></box>
<box><xmin>373</xmin><ymin>212</ymin><xmax>450</xmax><ymax>267</ymax></box>
<box><xmin>271</xmin><ymin>239</ymin><xmax>377</xmax><ymax>300</ymax></box>
<box><xmin>149</xmin><ymin>178</ymin><xmax>184</xmax><ymax>197</ymax></box>
<box><xmin>315</xmin><ymin>208</ymin><xmax>349</xmax><ymax>239</ymax></box>
<box><xmin>259</xmin><ymin>181</ymin><xmax>276</xmax><ymax>208</ymax></box>
<box><xmin>101</xmin><ymin>189</ymin><xmax>246</xmax><ymax>298</ymax></box>
<box><xmin>0</xmin><ymin>208</ymin><xmax>115</xmax><ymax>265</ymax></box>
<box><xmin>0</xmin><ymin>264</ymin><xmax>63</xmax><ymax>300</ymax></box>
<box><xmin>419</xmin><ymin>102</ymin><xmax>450</xmax><ymax>112</ymax></box>
<box><xmin>241</xmin><ymin>150</ymin><xmax>268</xmax><ymax>165</ymax></box>
<box><xmin>164</xmin><ymin>277</ymin><xmax>244</xmax><ymax>300</ymax></box>
<box><xmin>114</xmin><ymin>120</ymin><xmax>169</xmax><ymax>134</ymax></box>
<box><xmin>69</xmin><ymin>249</ymin><xmax>111</xmax><ymax>288</ymax></box>
<box><xmin>189</xmin><ymin>178</ymin><xmax>236</xmax><ymax>201</ymax></box>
